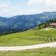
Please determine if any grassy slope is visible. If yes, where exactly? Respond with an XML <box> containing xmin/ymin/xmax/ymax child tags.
<box><xmin>0</xmin><ymin>27</ymin><xmax>56</xmax><ymax>46</ymax></box>
<box><xmin>0</xmin><ymin>48</ymin><xmax>56</xmax><ymax>56</ymax></box>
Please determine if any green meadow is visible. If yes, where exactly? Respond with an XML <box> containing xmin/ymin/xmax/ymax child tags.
<box><xmin>0</xmin><ymin>27</ymin><xmax>56</xmax><ymax>46</ymax></box>
<box><xmin>0</xmin><ymin>48</ymin><xmax>56</xmax><ymax>56</ymax></box>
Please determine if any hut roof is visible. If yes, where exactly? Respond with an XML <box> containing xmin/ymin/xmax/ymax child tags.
<box><xmin>49</xmin><ymin>23</ymin><xmax>56</xmax><ymax>26</ymax></box>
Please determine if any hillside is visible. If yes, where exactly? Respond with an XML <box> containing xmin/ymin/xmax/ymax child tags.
<box><xmin>0</xmin><ymin>12</ymin><xmax>56</xmax><ymax>34</ymax></box>
<box><xmin>0</xmin><ymin>27</ymin><xmax>56</xmax><ymax>46</ymax></box>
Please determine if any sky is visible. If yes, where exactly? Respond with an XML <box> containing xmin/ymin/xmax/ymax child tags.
<box><xmin>0</xmin><ymin>0</ymin><xmax>56</xmax><ymax>17</ymax></box>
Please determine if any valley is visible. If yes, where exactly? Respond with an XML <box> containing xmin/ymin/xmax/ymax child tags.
<box><xmin>0</xmin><ymin>12</ymin><xmax>56</xmax><ymax>34</ymax></box>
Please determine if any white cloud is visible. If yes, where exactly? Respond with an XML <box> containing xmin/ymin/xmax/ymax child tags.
<box><xmin>0</xmin><ymin>1</ymin><xmax>36</xmax><ymax>17</ymax></box>
<box><xmin>0</xmin><ymin>0</ymin><xmax>44</xmax><ymax>17</ymax></box>
<box><xmin>0</xmin><ymin>1</ymin><xmax>20</xmax><ymax>17</ymax></box>
<box><xmin>0</xmin><ymin>1</ymin><xmax>12</xmax><ymax>17</ymax></box>
<box><xmin>28</xmin><ymin>0</ymin><xmax>56</xmax><ymax>12</ymax></box>
<box><xmin>28</xmin><ymin>0</ymin><xmax>44</xmax><ymax>5</ymax></box>
<box><xmin>0</xmin><ymin>0</ymin><xmax>56</xmax><ymax>17</ymax></box>
<box><xmin>28</xmin><ymin>0</ymin><xmax>56</xmax><ymax>5</ymax></box>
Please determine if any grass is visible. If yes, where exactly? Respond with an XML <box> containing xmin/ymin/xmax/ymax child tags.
<box><xmin>0</xmin><ymin>48</ymin><xmax>56</xmax><ymax>56</ymax></box>
<box><xmin>0</xmin><ymin>27</ymin><xmax>56</xmax><ymax>46</ymax></box>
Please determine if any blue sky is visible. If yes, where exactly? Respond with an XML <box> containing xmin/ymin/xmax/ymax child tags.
<box><xmin>0</xmin><ymin>0</ymin><xmax>56</xmax><ymax>17</ymax></box>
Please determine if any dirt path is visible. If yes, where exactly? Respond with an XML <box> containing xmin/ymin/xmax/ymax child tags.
<box><xmin>0</xmin><ymin>42</ymin><xmax>56</xmax><ymax>51</ymax></box>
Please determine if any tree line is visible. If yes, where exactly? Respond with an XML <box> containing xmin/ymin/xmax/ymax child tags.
<box><xmin>38</xmin><ymin>18</ymin><xmax>56</xmax><ymax>29</ymax></box>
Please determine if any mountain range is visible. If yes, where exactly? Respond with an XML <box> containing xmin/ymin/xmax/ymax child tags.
<box><xmin>0</xmin><ymin>12</ymin><xmax>56</xmax><ymax>34</ymax></box>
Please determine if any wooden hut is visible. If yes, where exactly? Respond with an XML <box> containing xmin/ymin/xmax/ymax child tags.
<box><xmin>49</xmin><ymin>23</ymin><xmax>56</xmax><ymax>28</ymax></box>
